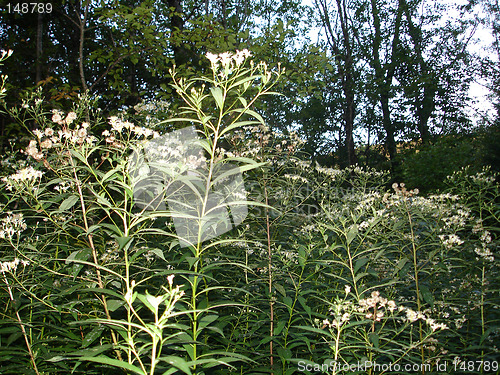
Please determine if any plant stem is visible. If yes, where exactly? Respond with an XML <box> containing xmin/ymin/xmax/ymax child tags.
<box><xmin>70</xmin><ymin>154</ymin><xmax>122</xmax><ymax>361</ymax></box>
<box><xmin>405</xmin><ymin>200</ymin><xmax>425</xmax><ymax>369</ymax></box>
<box><xmin>264</xmin><ymin>185</ymin><xmax>274</xmax><ymax>370</ymax></box>
<box><xmin>2</xmin><ymin>273</ymin><xmax>40</xmax><ymax>375</ymax></box>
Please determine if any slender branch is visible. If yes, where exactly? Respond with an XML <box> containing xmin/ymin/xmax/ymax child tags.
<box><xmin>264</xmin><ymin>184</ymin><xmax>274</xmax><ymax>371</ymax></box>
<box><xmin>2</xmin><ymin>273</ymin><xmax>41</xmax><ymax>375</ymax></box>
<box><xmin>69</xmin><ymin>153</ymin><xmax>123</xmax><ymax>361</ymax></box>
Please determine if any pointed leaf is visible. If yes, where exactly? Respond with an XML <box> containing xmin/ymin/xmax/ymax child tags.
<box><xmin>160</xmin><ymin>356</ymin><xmax>192</xmax><ymax>374</ymax></box>
<box><xmin>78</xmin><ymin>356</ymin><xmax>144</xmax><ymax>374</ymax></box>
<box><xmin>210</xmin><ymin>87</ymin><xmax>224</xmax><ymax>110</ymax></box>
<box><xmin>59</xmin><ymin>195</ymin><xmax>79</xmax><ymax>212</ymax></box>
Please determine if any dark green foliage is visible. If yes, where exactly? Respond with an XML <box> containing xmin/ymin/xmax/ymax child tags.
<box><xmin>399</xmin><ymin>135</ymin><xmax>480</xmax><ymax>193</ymax></box>
<box><xmin>399</xmin><ymin>125</ymin><xmax>500</xmax><ymax>193</ymax></box>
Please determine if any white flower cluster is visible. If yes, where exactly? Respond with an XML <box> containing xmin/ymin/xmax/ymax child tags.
<box><xmin>438</xmin><ymin>234</ymin><xmax>464</xmax><ymax>250</ymax></box>
<box><xmin>322</xmin><ymin>303</ymin><xmax>353</xmax><ymax>329</ymax></box>
<box><xmin>26</xmin><ymin>111</ymin><xmax>97</xmax><ymax>161</ymax></box>
<box><xmin>358</xmin><ymin>290</ymin><xmax>397</xmax><ymax>321</ymax></box>
<box><xmin>277</xmin><ymin>247</ymin><xmax>299</xmax><ymax>264</ymax></box>
<box><xmin>25</xmin><ymin>140</ymin><xmax>43</xmax><ymax>161</ymax></box>
<box><xmin>0</xmin><ymin>213</ymin><xmax>27</xmax><ymax>240</ymax></box>
<box><xmin>474</xmin><ymin>229</ymin><xmax>494</xmax><ymax>262</ymax></box>
<box><xmin>480</xmin><ymin>230</ymin><xmax>492</xmax><ymax>244</ymax></box>
<box><xmin>470</xmin><ymin>170</ymin><xmax>497</xmax><ymax>184</ymax></box>
<box><xmin>392</xmin><ymin>182</ymin><xmax>419</xmax><ymax>197</ymax></box>
<box><xmin>100</xmin><ymin>240</ymin><xmax>120</xmax><ymax>263</ymax></box>
<box><xmin>402</xmin><ymin>307</ymin><xmax>448</xmax><ymax>331</ymax></box>
<box><xmin>469</xmin><ymin>218</ymin><xmax>496</xmax><ymax>262</ymax></box>
<box><xmin>284</xmin><ymin>174</ymin><xmax>309</xmax><ymax>183</ymax></box>
<box><xmin>103</xmin><ymin>116</ymin><xmax>159</xmax><ymax>148</ymax></box>
<box><xmin>0</xmin><ymin>50</ymin><xmax>13</xmax><ymax>96</ymax></box>
<box><xmin>355</xmin><ymin>191</ymin><xmax>382</xmax><ymax>212</ymax></box>
<box><xmin>351</xmin><ymin>165</ymin><xmax>388</xmax><ymax>180</ymax></box>
<box><xmin>447</xmin><ymin>166</ymin><xmax>498</xmax><ymax>187</ymax></box>
<box><xmin>314</xmin><ymin>164</ymin><xmax>344</xmax><ymax>179</ymax></box>
<box><xmin>428</xmin><ymin>193</ymin><xmax>460</xmax><ymax>202</ymax></box>
<box><xmin>0</xmin><ymin>258</ymin><xmax>29</xmax><ymax>273</ymax></box>
<box><xmin>54</xmin><ymin>181</ymin><xmax>71</xmax><ymax>193</ymax></box>
<box><xmin>51</xmin><ymin>110</ymin><xmax>77</xmax><ymax>126</ymax></box>
<box><xmin>316</xmin><ymin>289</ymin><xmax>448</xmax><ymax>335</ymax></box>
<box><xmin>442</xmin><ymin>208</ymin><xmax>470</xmax><ymax>229</ymax></box>
<box><xmin>0</xmin><ymin>49</ymin><xmax>13</xmax><ymax>60</ymax></box>
<box><xmin>206</xmin><ymin>49</ymin><xmax>252</xmax><ymax>70</ymax></box>
<box><xmin>2</xmin><ymin>166</ymin><xmax>43</xmax><ymax>190</ymax></box>
<box><xmin>138</xmin><ymin>134</ymin><xmax>207</xmax><ymax>174</ymax></box>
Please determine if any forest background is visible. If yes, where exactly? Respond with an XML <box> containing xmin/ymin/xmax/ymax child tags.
<box><xmin>1</xmin><ymin>0</ymin><xmax>499</xmax><ymax>190</ymax></box>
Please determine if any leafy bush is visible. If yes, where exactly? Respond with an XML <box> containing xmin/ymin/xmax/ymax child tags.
<box><xmin>398</xmin><ymin>135</ymin><xmax>479</xmax><ymax>193</ymax></box>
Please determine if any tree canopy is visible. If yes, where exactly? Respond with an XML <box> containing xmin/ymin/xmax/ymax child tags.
<box><xmin>0</xmin><ymin>0</ymin><xmax>497</xmax><ymax>179</ymax></box>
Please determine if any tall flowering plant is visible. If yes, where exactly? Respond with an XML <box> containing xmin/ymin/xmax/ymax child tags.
<box><xmin>0</xmin><ymin>50</ymin><xmax>284</xmax><ymax>374</ymax></box>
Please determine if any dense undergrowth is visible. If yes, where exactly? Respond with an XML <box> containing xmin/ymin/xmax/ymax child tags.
<box><xmin>0</xmin><ymin>50</ymin><xmax>499</xmax><ymax>375</ymax></box>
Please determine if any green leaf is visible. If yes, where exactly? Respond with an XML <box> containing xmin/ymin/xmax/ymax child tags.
<box><xmin>70</xmin><ymin>149</ymin><xmax>88</xmax><ymax>164</ymax></box>
<box><xmin>47</xmin><ymin>356</ymin><xmax>66</xmax><ymax>362</ymax></box>
<box><xmin>116</xmin><ymin>236</ymin><xmax>133</xmax><ymax>251</ymax></box>
<box><xmin>106</xmin><ymin>299</ymin><xmax>123</xmax><ymax>312</ymax></box>
<box><xmin>275</xmin><ymin>283</ymin><xmax>286</xmax><ymax>297</ymax></box>
<box><xmin>230</xmin><ymin>76</ymin><xmax>257</xmax><ymax>91</ymax></box>
<box><xmin>210</xmin><ymin>87</ymin><xmax>224</xmax><ymax>110</ymax></box>
<box><xmin>369</xmin><ymin>332</ymin><xmax>379</xmax><ymax>348</ymax></box>
<box><xmin>65</xmin><ymin>249</ymin><xmax>91</xmax><ymax>277</ymax></box>
<box><xmin>393</xmin><ymin>257</ymin><xmax>408</xmax><ymax>277</ymax></box>
<box><xmin>81</xmin><ymin>325</ymin><xmax>105</xmax><ymax>348</ymax></box>
<box><xmin>354</xmin><ymin>258</ymin><xmax>369</xmax><ymax>274</ymax></box>
<box><xmin>197</xmin><ymin>314</ymin><xmax>219</xmax><ymax>332</ymax></box>
<box><xmin>276</xmin><ymin>347</ymin><xmax>292</xmax><ymax>360</ymax></box>
<box><xmin>294</xmin><ymin>325</ymin><xmax>332</xmax><ymax>338</ymax></box>
<box><xmin>150</xmin><ymin>248</ymin><xmax>166</xmax><ymax>261</ymax></box>
<box><xmin>283</xmin><ymin>296</ymin><xmax>293</xmax><ymax>310</ymax></box>
<box><xmin>242</xmin><ymin>108</ymin><xmax>265</xmax><ymax>125</ymax></box>
<box><xmin>137</xmin><ymin>292</ymin><xmax>160</xmax><ymax>314</ymax></box>
<box><xmin>77</xmin><ymin>356</ymin><xmax>144</xmax><ymax>374</ymax></box>
<box><xmin>95</xmin><ymin>192</ymin><xmax>112</xmax><ymax>207</ymax></box>
<box><xmin>219</xmin><ymin>120</ymin><xmax>261</xmax><ymax>137</ymax></box>
<box><xmin>101</xmin><ymin>168</ymin><xmax>119</xmax><ymax>183</ymax></box>
<box><xmin>59</xmin><ymin>195</ymin><xmax>79</xmax><ymax>212</ymax></box>
<box><xmin>298</xmin><ymin>246</ymin><xmax>307</xmax><ymax>267</ymax></box>
<box><xmin>211</xmin><ymin>162</ymin><xmax>267</xmax><ymax>186</ymax></box>
<box><xmin>160</xmin><ymin>356</ymin><xmax>192</xmax><ymax>374</ymax></box>
<box><xmin>238</xmin><ymin>96</ymin><xmax>248</xmax><ymax>107</ymax></box>
<box><xmin>346</xmin><ymin>224</ymin><xmax>358</xmax><ymax>245</ymax></box>
<box><xmin>6</xmin><ymin>331</ymin><xmax>22</xmax><ymax>346</ymax></box>
<box><xmin>274</xmin><ymin>320</ymin><xmax>287</xmax><ymax>336</ymax></box>
<box><xmin>419</xmin><ymin>285</ymin><xmax>434</xmax><ymax>307</ymax></box>
<box><xmin>297</xmin><ymin>296</ymin><xmax>311</xmax><ymax>317</ymax></box>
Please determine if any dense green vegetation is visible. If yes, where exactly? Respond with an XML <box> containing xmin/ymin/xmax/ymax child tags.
<box><xmin>0</xmin><ymin>1</ymin><xmax>499</xmax><ymax>374</ymax></box>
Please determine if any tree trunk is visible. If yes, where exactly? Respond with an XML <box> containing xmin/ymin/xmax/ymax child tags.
<box><xmin>370</xmin><ymin>0</ymin><xmax>403</xmax><ymax>169</ymax></box>
<box><xmin>402</xmin><ymin>0</ymin><xmax>435</xmax><ymax>144</ymax></box>
<box><xmin>35</xmin><ymin>12</ymin><xmax>43</xmax><ymax>84</ymax></box>
<box><xmin>78</xmin><ymin>2</ymin><xmax>88</xmax><ymax>92</ymax></box>
<box><xmin>315</xmin><ymin>0</ymin><xmax>358</xmax><ymax>166</ymax></box>
<box><xmin>337</xmin><ymin>0</ymin><xmax>357</xmax><ymax>166</ymax></box>
<box><xmin>168</xmin><ymin>0</ymin><xmax>190</xmax><ymax>66</ymax></box>
<box><xmin>381</xmin><ymin>92</ymin><xmax>397</xmax><ymax>161</ymax></box>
